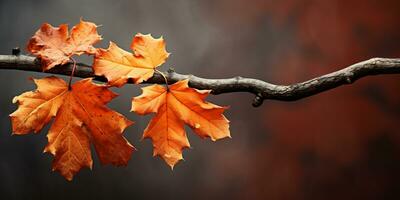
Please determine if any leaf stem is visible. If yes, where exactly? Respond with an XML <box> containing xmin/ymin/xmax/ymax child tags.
<box><xmin>68</xmin><ymin>57</ymin><xmax>77</xmax><ymax>90</ymax></box>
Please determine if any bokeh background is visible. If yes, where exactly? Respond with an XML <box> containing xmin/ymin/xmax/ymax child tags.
<box><xmin>0</xmin><ymin>0</ymin><xmax>399</xmax><ymax>199</ymax></box>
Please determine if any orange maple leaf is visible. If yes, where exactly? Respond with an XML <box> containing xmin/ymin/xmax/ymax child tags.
<box><xmin>10</xmin><ymin>77</ymin><xmax>134</xmax><ymax>180</ymax></box>
<box><xmin>27</xmin><ymin>19</ymin><xmax>102</xmax><ymax>71</ymax></box>
<box><xmin>131</xmin><ymin>80</ymin><xmax>230</xmax><ymax>168</ymax></box>
<box><xmin>93</xmin><ymin>33</ymin><xmax>170</xmax><ymax>87</ymax></box>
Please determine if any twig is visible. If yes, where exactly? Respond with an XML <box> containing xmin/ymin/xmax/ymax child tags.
<box><xmin>0</xmin><ymin>54</ymin><xmax>399</xmax><ymax>107</ymax></box>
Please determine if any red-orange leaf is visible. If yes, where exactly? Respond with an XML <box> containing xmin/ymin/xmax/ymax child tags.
<box><xmin>27</xmin><ymin>19</ymin><xmax>101</xmax><ymax>71</ymax></box>
<box><xmin>131</xmin><ymin>80</ymin><xmax>230</xmax><ymax>168</ymax></box>
<box><xmin>10</xmin><ymin>77</ymin><xmax>134</xmax><ymax>180</ymax></box>
<box><xmin>93</xmin><ymin>33</ymin><xmax>169</xmax><ymax>87</ymax></box>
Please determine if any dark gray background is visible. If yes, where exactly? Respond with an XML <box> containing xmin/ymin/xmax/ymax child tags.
<box><xmin>0</xmin><ymin>1</ymin><xmax>266</xmax><ymax>199</ymax></box>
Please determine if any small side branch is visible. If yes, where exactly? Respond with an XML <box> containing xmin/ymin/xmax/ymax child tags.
<box><xmin>0</xmin><ymin>54</ymin><xmax>399</xmax><ymax>107</ymax></box>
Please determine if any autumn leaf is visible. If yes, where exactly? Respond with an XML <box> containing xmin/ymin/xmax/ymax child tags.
<box><xmin>131</xmin><ymin>80</ymin><xmax>230</xmax><ymax>168</ymax></box>
<box><xmin>27</xmin><ymin>19</ymin><xmax>101</xmax><ymax>71</ymax></box>
<box><xmin>10</xmin><ymin>77</ymin><xmax>134</xmax><ymax>180</ymax></box>
<box><xmin>93</xmin><ymin>33</ymin><xmax>170</xmax><ymax>87</ymax></box>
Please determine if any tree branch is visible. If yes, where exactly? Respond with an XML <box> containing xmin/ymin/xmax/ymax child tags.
<box><xmin>1</xmin><ymin>54</ymin><xmax>399</xmax><ymax>107</ymax></box>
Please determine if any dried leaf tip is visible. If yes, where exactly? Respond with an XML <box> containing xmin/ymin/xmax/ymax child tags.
<box><xmin>27</xmin><ymin>19</ymin><xmax>101</xmax><ymax>71</ymax></box>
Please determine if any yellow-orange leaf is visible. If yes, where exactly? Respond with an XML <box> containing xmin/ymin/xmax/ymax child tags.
<box><xmin>131</xmin><ymin>80</ymin><xmax>230</xmax><ymax>168</ymax></box>
<box><xmin>93</xmin><ymin>33</ymin><xmax>169</xmax><ymax>87</ymax></box>
<box><xmin>10</xmin><ymin>77</ymin><xmax>134</xmax><ymax>180</ymax></box>
<box><xmin>27</xmin><ymin>19</ymin><xmax>101</xmax><ymax>71</ymax></box>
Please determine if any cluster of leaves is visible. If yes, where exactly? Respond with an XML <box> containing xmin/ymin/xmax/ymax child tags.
<box><xmin>10</xmin><ymin>19</ymin><xmax>230</xmax><ymax>181</ymax></box>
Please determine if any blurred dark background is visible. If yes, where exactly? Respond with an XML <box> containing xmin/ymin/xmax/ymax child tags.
<box><xmin>0</xmin><ymin>0</ymin><xmax>399</xmax><ymax>199</ymax></box>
